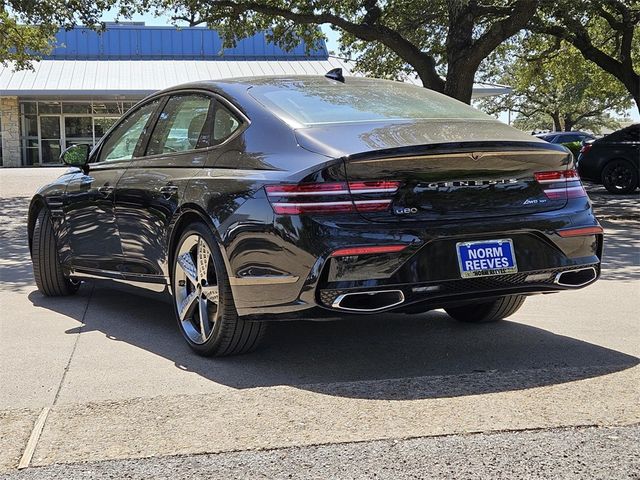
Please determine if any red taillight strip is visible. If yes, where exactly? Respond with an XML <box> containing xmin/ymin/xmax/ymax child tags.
<box><xmin>349</xmin><ymin>181</ymin><xmax>400</xmax><ymax>194</ymax></box>
<box><xmin>266</xmin><ymin>181</ymin><xmax>400</xmax><ymax>196</ymax></box>
<box><xmin>271</xmin><ymin>201</ymin><xmax>354</xmax><ymax>215</ymax></box>
<box><xmin>534</xmin><ymin>169</ymin><xmax>580</xmax><ymax>183</ymax></box>
<box><xmin>271</xmin><ymin>199</ymin><xmax>392</xmax><ymax>214</ymax></box>
<box><xmin>330</xmin><ymin>245</ymin><xmax>408</xmax><ymax>257</ymax></box>
<box><xmin>266</xmin><ymin>183</ymin><xmax>347</xmax><ymax>194</ymax></box>
<box><xmin>265</xmin><ymin>181</ymin><xmax>399</xmax><ymax>215</ymax></box>
<box><xmin>557</xmin><ymin>226</ymin><xmax>604</xmax><ymax>237</ymax></box>
<box><xmin>535</xmin><ymin>169</ymin><xmax>587</xmax><ymax>200</ymax></box>
<box><xmin>542</xmin><ymin>185</ymin><xmax>587</xmax><ymax>199</ymax></box>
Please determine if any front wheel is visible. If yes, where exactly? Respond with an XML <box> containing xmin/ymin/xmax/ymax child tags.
<box><xmin>601</xmin><ymin>159</ymin><xmax>639</xmax><ymax>194</ymax></box>
<box><xmin>445</xmin><ymin>295</ymin><xmax>526</xmax><ymax>323</ymax></box>
<box><xmin>171</xmin><ymin>223</ymin><xmax>266</xmax><ymax>356</ymax></box>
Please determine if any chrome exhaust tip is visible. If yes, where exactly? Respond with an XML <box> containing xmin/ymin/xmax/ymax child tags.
<box><xmin>554</xmin><ymin>267</ymin><xmax>597</xmax><ymax>287</ymax></box>
<box><xmin>332</xmin><ymin>289</ymin><xmax>405</xmax><ymax>312</ymax></box>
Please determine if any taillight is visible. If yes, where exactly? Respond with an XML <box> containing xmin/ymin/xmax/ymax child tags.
<box><xmin>265</xmin><ymin>181</ymin><xmax>400</xmax><ymax>215</ymax></box>
<box><xmin>534</xmin><ymin>169</ymin><xmax>587</xmax><ymax>200</ymax></box>
<box><xmin>580</xmin><ymin>143</ymin><xmax>593</xmax><ymax>155</ymax></box>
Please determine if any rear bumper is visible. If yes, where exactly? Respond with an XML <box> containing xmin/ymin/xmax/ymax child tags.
<box><xmin>230</xmin><ymin>201</ymin><xmax>603</xmax><ymax>319</ymax></box>
<box><xmin>318</xmin><ymin>264</ymin><xmax>599</xmax><ymax>313</ymax></box>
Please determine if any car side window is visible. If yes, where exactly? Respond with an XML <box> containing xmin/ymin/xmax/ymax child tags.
<box><xmin>97</xmin><ymin>99</ymin><xmax>160</xmax><ymax>163</ymax></box>
<box><xmin>213</xmin><ymin>102</ymin><xmax>242</xmax><ymax>143</ymax></box>
<box><xmin>146</xmin><ymin>94</ymin><xmax>213</xmax><ymax>156</ymax></box>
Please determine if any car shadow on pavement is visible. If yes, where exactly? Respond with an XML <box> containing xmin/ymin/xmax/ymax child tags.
<box><xmin>28</xmin><ymin>284</ymin><xmax>639</xmax><ymax>401</ymax></box>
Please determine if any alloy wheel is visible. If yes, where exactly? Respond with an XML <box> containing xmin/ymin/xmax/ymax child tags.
<box><xmin>604</xmin><ymin>163</ymin><xmax>634</xmax><ymax>192</ymax></box>
<box><xmin>173</xmin><ymin>234</ymin><xmax>219</xmax><ymax>344</ymax></box>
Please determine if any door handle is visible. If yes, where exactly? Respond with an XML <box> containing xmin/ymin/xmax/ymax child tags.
<box><xmin>97</xmin><ymin>184</ymin><xmax>115</xmax><ymax>196</ymax></box>
<box><xmin>159</xmin><ymin>184</ymin><xmax>179</xmax><ymax>199</ymax></box>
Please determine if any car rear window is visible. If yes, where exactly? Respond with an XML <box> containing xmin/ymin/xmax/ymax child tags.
<box><xmin>249</xmin><ymin>80</ymin><xmax>491</xmax><ymax>126</ymax></box>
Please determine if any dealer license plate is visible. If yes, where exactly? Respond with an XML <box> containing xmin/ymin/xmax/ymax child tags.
<box><xmin>456</xmin><ymin>239</ymin><xmax>517</xmax><ymax>278</ymax></box>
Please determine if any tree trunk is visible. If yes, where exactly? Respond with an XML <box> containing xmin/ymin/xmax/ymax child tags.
<box><xmin>414</xmin><ymin>57</ymin><xmax>446</xmax><ymax>94</ymax></box>
<box><xmin>622</xmin><ymin>71</ymin><xmax>640</xmax><ymax>114</ymax></box>
<box><xmin>443</xmin><ymin>61</ymin><xmax>476</xmax><ymax>104</ymax></box>
<box><xmin>551</xmin><ymin>112</ymin><xmax>562</xmax><ymax>132</ymax></box>
<box><xmin>563</xmin><ymin>116</ymin><xmax>574</xmax><ymax>131</ymax></box>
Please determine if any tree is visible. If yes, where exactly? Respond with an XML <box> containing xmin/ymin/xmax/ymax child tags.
<box><xmin>479</xmin><ymin>37</ymin><xmax>633</xmax><ymax>132</ymax></box>
<box><xmin>0</xmin><ymin>9</ymin><xmax>54</xmax><ymax>69</ymax></box>
<box><xmin>1</xmin><ymin>0</ymin><xmax>115</xmax><ymax>68</ymax></box>
<box><xmin>531</xmin><ymin>0</ymin><xmax>640</xmax><ymax>111</ymax></box>
<box><xmin>158</xmin><ymin>0</ymin><xmax>540</xmax><ymax>104</ymax></box>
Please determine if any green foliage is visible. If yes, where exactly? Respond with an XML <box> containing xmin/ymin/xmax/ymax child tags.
<box><xmin>1</xmin><ymin>1</ymin><xmax>118</xmax><ymax>69</ymax></box>
<box><xmin>532</xmin><ymin>0</ymin><xmax>640</xmax><ymax>108</ymax></box>
<box><xmin>562</xmin><ymin>141</ymin><xmax>583</xmax><ymax>157</ymax></box>
<box><xmin>2</xmin><ymin>0</ymin><xmax>637</xmax><ymax>109</ymax></box>
<box><xmin>479</xmin><ymin>36</ymin><xmax>633</xmax><ymax>133</ymax></box>
<box><xmin>0</xmin><ymin>9</ymin><xmax>54</xmax><ymax>70</ymax></box>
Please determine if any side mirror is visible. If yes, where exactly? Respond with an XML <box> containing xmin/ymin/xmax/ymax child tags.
<box><xmin>61</xmin><ymin>144</ymin><xmax>90</xmax><ymax>168</ymax></box>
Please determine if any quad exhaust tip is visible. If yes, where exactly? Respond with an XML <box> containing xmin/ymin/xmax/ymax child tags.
<box><xmin>332</xmin><ymin>289</ymin><xmax>405</xmax><ymax>312</ymax></box>
<box><xmin>554</xmin><ymin>267</ymin><xmax>597</xmax><ymax>287</ymax></box>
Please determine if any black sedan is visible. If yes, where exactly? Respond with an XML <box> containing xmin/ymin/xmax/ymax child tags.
<box><xmin>28</xmin><ymin>74</ymin><xmax>603</xmax><ymax>356</ymax></box>
<box><xmin>535</xmin><ymin>131</ymin><xmax>595</xmax><ymax>144</ymax></box>
<box><xmin>577</xmin><ymin>124</ymin><xmax>640</xmax><ymax>194</ymax></box>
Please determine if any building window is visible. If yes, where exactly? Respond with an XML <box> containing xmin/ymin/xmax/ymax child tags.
<box><xmin>19</xmin><ymin>100</ymin><xmax>140</xmax><ymax>165</ymax></box>
<box><xmin>20</xmin><ymin>102</ymin><xmax>39</xmax><ymax>166</ymax></box>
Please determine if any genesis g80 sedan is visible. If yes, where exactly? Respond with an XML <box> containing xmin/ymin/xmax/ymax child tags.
<box><xmin>28</xmin><ymin>72</ymin><xmax>604</xmax><ymax>356</ymax></box>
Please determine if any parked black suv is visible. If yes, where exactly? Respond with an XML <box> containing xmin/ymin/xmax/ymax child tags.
<box><xmin>577</xmin><ymin>124</ymin><xmax>640</xmax><ymax>194</ymax></box>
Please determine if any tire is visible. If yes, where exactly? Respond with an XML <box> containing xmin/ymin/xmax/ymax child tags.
<box><xmin>32</xmin><ymin>209</ymin><xmax>80</xmax><ymax>296</ymax></box>
<box><xmin>445</xmin><ymin>295</ymin><xmax>526</xmax><ymax>323</ymax></box>
<box><xmin>601</xmin><ymin>159</ymin><xmax>639</xmax><ymax>194</ymax></box>
<box><xmin>171</xmin><ymin>222</ymin><xmax>266</xmax><ymax>356</ymax></box>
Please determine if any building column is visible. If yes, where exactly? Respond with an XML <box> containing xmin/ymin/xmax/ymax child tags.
<box><xmin>1</xmin><ymin>96</ymin><xmax>21</xmax><ymax>167</ymax></box>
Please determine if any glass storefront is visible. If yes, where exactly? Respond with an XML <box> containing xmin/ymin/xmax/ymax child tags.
<box><xmin>19</xmin><ymin>100</ymin><xmax>140</xmax><ymax>165</ymax></box>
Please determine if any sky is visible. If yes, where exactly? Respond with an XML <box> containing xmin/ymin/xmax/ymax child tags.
<box><xmin>101</xmin><ymin>10</ymin><xmax>639</xmax><ymax>123</ymax></box>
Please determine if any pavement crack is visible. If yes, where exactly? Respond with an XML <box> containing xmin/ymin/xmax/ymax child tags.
<box><xmin>51</xmin><ymin>283</ymin><xmax>95</xmax><ymax>407</ymax></box>
<box><xmin>16</xmin><ymin>284</ymin><xmax>95</xmax><ymax>470</ymax></box>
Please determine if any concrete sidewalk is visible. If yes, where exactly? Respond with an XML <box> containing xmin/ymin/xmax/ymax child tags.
<box><xmin>1</xmin><ymin>167</ymin><xmax>638</xmax><ymax>476</ymax></box>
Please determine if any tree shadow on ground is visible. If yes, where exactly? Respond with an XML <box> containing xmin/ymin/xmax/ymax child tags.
<box><xmin>598</xmin><ymin>219</ymin><xmax>640</xmax><ymax>282</ymax></box>
<box><xmin>0</xmin><ymin>197</ymin><xmax>32</xmax><ymax>290</ymax></box>
<box><xmin>29</xmin><ymin>284</ymin><xmax>639</xmax><ymax>401</ymax></box>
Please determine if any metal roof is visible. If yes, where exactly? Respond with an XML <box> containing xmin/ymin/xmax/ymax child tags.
<box><xmin>0</xmin><ymin>25</ymin><xmax>509</xmax><ymax>99</ymax></box>
<box><xmin>0</xmin><ymin>57</ymin><xmax>353</xmax><ymax>97</ymax></box>
<box><xmin>0</xmin><ymin>58</ymin><xmax>509</xmax><ymax>98</ymax></box>
<box><xmin>46</xmin><ymin>26</ymin><xmax>328</xmax><ymax>60</ymax></box>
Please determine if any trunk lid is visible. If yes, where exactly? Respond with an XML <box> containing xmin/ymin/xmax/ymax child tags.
<box><xmin>343</xmin><ymin>145</ymin><xmax>572</xmax><ymax>222</ymax></box>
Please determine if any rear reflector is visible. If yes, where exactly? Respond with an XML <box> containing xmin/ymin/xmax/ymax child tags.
<box><xmin>266</xmin><ymin>181</ymin><xmax>400</xmax><ymax>215</ymax></box>
<box><xmin>330</xmin><ymin>245</ymin><xmax>408</xmax><ymax>257</ymax></box>
<box><xmin>557</xmin><ymin>226</ymin><xmax>604</xmax><ymax>237</ymax></box>
<box><xmin>534</xmin><ymin>169</ymin><xmax>587</xmax><ymax>200</ymax></box>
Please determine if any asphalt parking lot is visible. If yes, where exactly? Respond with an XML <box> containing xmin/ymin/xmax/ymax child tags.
<box><xmin>1</xmin><ymin>167</ymin><xmax>638</xmax><ymax>478</ymax></box>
